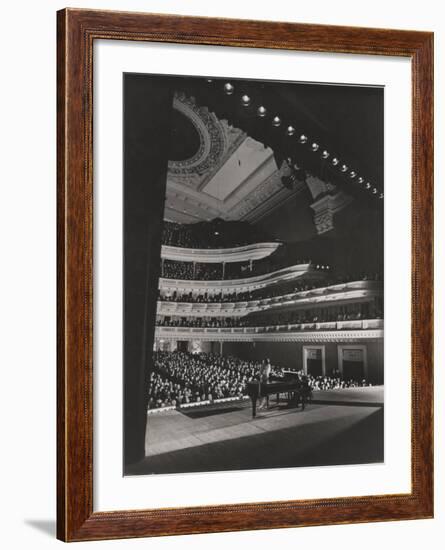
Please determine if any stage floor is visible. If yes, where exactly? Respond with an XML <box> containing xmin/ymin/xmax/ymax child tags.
<box><xmin>127</xmin><ymin>386</ymin><xmax>384</xmax><ymax>476</ymax></box>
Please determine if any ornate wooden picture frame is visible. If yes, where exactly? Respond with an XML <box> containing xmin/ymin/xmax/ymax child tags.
<box><xmin>57</xmin><ymin>8</ymin><xmax>433</xmax><ymax>542</ymax></box>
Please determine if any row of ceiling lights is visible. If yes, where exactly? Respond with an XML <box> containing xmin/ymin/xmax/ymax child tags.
<box><xmin>208</xmin><ymin>80</ymin><xmax>383</xmax><ymax>200</ymax></box>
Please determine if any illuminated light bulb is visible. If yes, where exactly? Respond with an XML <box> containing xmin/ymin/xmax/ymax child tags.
<box><xmin>310</xmin><ymin>141</ymin><xmax>318</xmax><ymax>150</ymax></box>
<box><xmin>287</xmin><ymin>125</ymin><xmax>295</xmax><ymax>136</ymax></box>
<box><xmin>299</xmin><ymin>134</ymin><xmax>308</xmax><ymax>144</ymax></box>
<box><xmin>257</xmin><ymin>105</ymin><xmax>267</xmax><ymax>117</ymax></box>
<box><xmin>241</xmin><ymin>94</ymin><xmax>251</xmax><ymax>106</ymax></box>
<box><xmin>350</xmin><ymin>171</ymin><xmax>357</xmax><ymax>178</ymax></box>
<box><xmin>224</xmin><ymin>82</ymin><xmax>234</xmax><ymax>95</ymax></box>
<box><xmin>206</xmin><ymin>79</ymin><xmax>213</xmax><ymax>83</ymax></box>
<box><xmin>341</xmin><ymin>164</ymin><xmax>348</xmax><ymax>172</ymax></box>
<box><xmin>366</xmin><ymin>182</ymin><xmax>371</xmax><ymax>189</ymax></box>
<box><xmin>373</xmin><ymin>188</ymin><xmax>378</xmax><ymax>194</ymax></box>
<box><xmin>322</xmin><ymin>150</ymin><xmax>330</xmax><ymax>159</ymax></box>
<box><xmin>358</xmin><ymin>177</ymin><xmax>364</xmax><ymax>184</ymax></box>
<box><xmin>332</xmin><ymin>158</ymin><xmax>339</xmax><ymax>166</ymax></box>
<box><xmin>272</xmin><ymin>116</ymin><xmax>281</xmax><ymax>127</ymax></box>
<box><xmin>379</xmin><ymin>193</ymin><xmax>384</xmax><ymax>199</ymax></box>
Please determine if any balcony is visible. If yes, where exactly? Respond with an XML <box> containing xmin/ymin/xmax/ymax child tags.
<box><xmin>159</xmin><ymin>262</ymin><xmax>319</xmax><ymax>291</ymax></box>
<box><xmin>154</xmin><ymin>319</ymin><xmax>384</xmax><ymax>343</ymax></box>
<box><xmin>161</xmin><ymin>241</ymin><xmax>282</xmax><ymax>264</ymax></box>
<box><xmin>157</xmin><ymin>280</ymin><xmax>382</xmax><ymax>317</ymax></box>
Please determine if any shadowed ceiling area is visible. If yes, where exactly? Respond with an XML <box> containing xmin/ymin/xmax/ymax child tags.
<box><xmin>168</xmin><ymin>108</ymin><xmax>201</xmax><ymax>161</ymax></box>
<box><xmin>163</xmin><ymin>78</ymin><xmax>383</xmax><ymax>228</ymax></box>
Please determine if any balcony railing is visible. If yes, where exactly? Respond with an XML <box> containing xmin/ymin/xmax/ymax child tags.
<box><xmin>154</xmin><ymin>319</ymin><xmax>384</xmax><ymax>341</ymax></box>
<box><xmin>161</xmin><ymin>242</ymin><xmax>282</xmax><ymax>264</ymax></box>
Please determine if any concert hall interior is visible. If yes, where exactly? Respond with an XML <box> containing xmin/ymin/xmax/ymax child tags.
<box><xmin>123</xmin><ymin>74</ymin><xmax>384</xmax><ymax>475</ymax></box>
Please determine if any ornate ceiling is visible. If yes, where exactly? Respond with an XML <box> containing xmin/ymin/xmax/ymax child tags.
<box><xmin>164</xmin><ymin>93</ymin><xmax>300</xmax><ymax>224</ymax></box>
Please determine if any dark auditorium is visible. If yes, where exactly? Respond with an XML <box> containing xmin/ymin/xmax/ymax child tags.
<box><xmin>123</xmin><ymin>73</ymin><xmax>384</xmax><ymax>475</ymax></box>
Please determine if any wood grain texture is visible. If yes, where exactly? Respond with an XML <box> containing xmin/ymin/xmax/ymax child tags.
<box><xmin>56</xmin><ymin>8</ymin><xmax>434</xmax><ymax>542</ymax></box>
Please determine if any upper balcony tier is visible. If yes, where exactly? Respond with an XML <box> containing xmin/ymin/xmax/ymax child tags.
<box><xmin>159</xmin><ymin>263</ymin><xmax>325</xmax><ymax>292</ymax></box>
<box><xmin>161</xmin><ymin>241</ymin><xmax>282</xmax><ymax>264</ymax></box>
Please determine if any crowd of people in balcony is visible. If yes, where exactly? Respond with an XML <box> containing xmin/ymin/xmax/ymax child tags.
<box><xmin>246</xmin><ymin>302</ymin><xmax>383</xmax><ymax>327</ymax></box>
<box><xmin>160</xmin><ymin>254</ymin><xmax>313</xmax><ymax>281</ymax></box>
<box><xmin>157</xmin><ymin>316</ymin><xmax>247</xmax><ymax>328</ymax></box>
<box><xmin>162</xmin><ymin>220</ymin><xmax>272</xmax><ymax>249</ymax></box>
<box><xmin>156</xmin><ymin>301</ymin><xmax>383</xmax><ymax>330</ymax></box>
<box><xmin>161</xmin><ymin>259</ymin><xmax>195</xmax><ymax>280</ymax></box>
<box><xmin>158</xmin><ymin>272</ymin><xmax>382</xmax><ymax>304</ymax></box>
<box><xmin>160</xmin><ymin>247</ymin><xmax>384</xmax><ymax>283</ymax></box>
<box><xmin>147</xmin><ymin>351</ymin><xmax>371</xmax><ymax>409</ymax></box>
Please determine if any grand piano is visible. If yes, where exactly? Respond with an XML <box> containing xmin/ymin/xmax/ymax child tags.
<box><xmin>246</xmin><ymin>372</ymin><xmax>310</xmax><ymax>418</ymax></box>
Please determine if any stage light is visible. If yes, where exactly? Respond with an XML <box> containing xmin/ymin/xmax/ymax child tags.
<box><xmin>350</xmin><ymin>171</ymin><xmax>357</xmax><ymax>178</ymax></box>
<box><xmin>286</xmin><ymin>125</ymin><xmax>295</xmax><ymax>136</ymax></box>
<box><xmin>341</xmin><ymin>164</ymin><xmax>348</xmax><ymax>172</ymax></box>
<box><xmin>206</xmin><ymin>79</ymin><xmax>213</xmax><ymax>83</ymax></box>
<box><xmin>241</xmin><ymin>94</ymin><xmax>251</xmax><ymax>106</ymax></box>
<box><xmin>299</xmin><ymin>134</ymin><xmax>308</xmax><ymax>144</ymax></box>
<box><xmin>366</xmin><ymin>182</ymin><xmax>371</xmax><ymax>189</ymax></box>
<box><xmin>257</xmin><ymin>106</ymin><xmax>267</xmax><ymax>117</ymax></box>
<box><xmin>272</xmin><ymin>116</ymin><xmax>281</xmax><ymax>127</ymax></box>
<box><xmin>322</xmin><ymin>150</ymin><xmax>330</xmax><ymax>159</ymax></box>
<box><xmin>372</xmin><ymin>188</ymin><xmax>378</xmax><ymax>194</ymax></box>
<box><xmin>379</xmin><ymin>193</ymin><xmax>384</xmax><ymax>199</ymax></box>
<box><xmin>310</xmin><ymin>141</ymin><xmax>318</xmax><ymax>150</ymax></box>
<box><xmin>332</xmin><ymin>157</ymin><xmax>339</xmax><ymax>166</ymax></box>
<box><xmin>224</xmin><ymin>82</ymin><xmax>234</xmax><ymax>95</ymax></box>
<box><xmin>358</xmin><ymin>177</ymin><xmax>364</xmax><ymax>184</ymax></box>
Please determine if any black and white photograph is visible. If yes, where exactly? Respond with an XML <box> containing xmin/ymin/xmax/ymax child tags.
<box><xmin>123</xmin><ymin>73</ymin><xmax>384</xmax><ymax>476</ymax></box>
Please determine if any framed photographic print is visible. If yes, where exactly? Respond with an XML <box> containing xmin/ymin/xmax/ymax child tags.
<box><xmin>57</xmin><ymin>8</ymin><xmax>434</xmax><ymax>542</ymax></box>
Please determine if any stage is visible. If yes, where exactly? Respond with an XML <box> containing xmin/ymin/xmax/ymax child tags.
<box><xmin>126</xmin><ymin>386</ymin><xmax>384</xmax><ymax>476</ymax></box>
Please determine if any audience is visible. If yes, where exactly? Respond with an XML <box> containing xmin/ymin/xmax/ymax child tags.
<box><xmin>157</xmin><ymin>316</ymin><xmax>247</xmax><ymax>328</ymax></box>
<box><xmin>158</xmin><ymin>273</ymin><xmax>382</xmax><ymax>304</ymax></box>
<box><xmin>156</xmin><ymin>301</ymin><xmax>383</xmax><ymax>329</ymax></box>
<box><xmin>147</xmin><ymin>351</ymin><xmax>371</xmax><ymax>410</ymax></box>
<box><xmin>295</xmin><ymin>371</ymin><xmax>370</xmax><ymax>391</ymax></box>
<box><xmin>148</xmin><ymin>351</ymin><xmax>267</xmax><ymax>409</ymax></box>
<box><xmin>161</xmin><ymin>256</ymin><xmax>313</xmax><ymax>281</ymax></box>
<box><xmin>162</xmin><ymin>220</ymin><xmax>271</xmax><ymax>249</ymax></box>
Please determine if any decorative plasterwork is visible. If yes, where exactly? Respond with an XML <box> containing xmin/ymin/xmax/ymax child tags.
<box><xmin>310</xmin><ymin>190</ymin><xmax>354</xmax><ymax>235</ymax></box>
<box><xmin>164</xmin><ymin>95</ymin><xmax>301</xmax><ymax>224</ymax></box>
<box><xmin>161</xmin><ymin>241</ymin><xmax>281</xmax><ymax>264</ymax></box>
<box><xmin>228</xmin><ymin>160</ymin><xmax>303</xmax><ymax>223</ymax></box>
<box><xmin>154</xmin><ymin>326</ymin><xmax>384</xmax><ymax>343</ymax></box>
<box><xmin>306</xmin><ymin>174</ymin><xmax>336</xmax><ymax>200</ymax></box>
<box><xmin>167</xmin><ymin>92</ymin><xmax>245</xmax><ymax>188</ymax></box>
